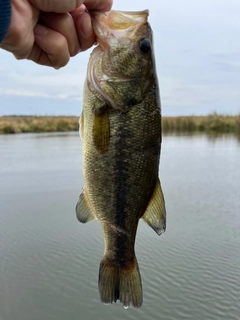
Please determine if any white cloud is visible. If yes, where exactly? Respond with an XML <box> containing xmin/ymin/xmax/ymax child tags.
<box><xmin>0</xmin><ymin>0</ymin><xmax>240</xmax><ymax>115</ymax></box>
<box><xmin>0</xmin><ymin>88</ymin><xmax>49</xmax><ymax>98</ymax></box>
<box><xmin>0</xmin><ymin>52</ymin><xmax>88</xmax><ymax>99</ymax></box>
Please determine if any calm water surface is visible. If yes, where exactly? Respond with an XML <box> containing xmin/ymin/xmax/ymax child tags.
<box><xmin>0</xmin><ymin>132</ymin><xmax>239</xmax><ymax>320</ymax></box>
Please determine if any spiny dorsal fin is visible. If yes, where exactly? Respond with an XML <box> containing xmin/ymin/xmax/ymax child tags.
<box><xmin>93</xmin><ymin>107</ymin><xmax>110</xmax><ymax>154</ymax></box>
<box><xmin>141</xmin><ymin>178</ymin><xmax>166</xmax><ymax>235</ymax></box>
<box><xmin>76</xmin><ymin>190</ymin><xmax>97</xmax><ymax>223</ymax></box>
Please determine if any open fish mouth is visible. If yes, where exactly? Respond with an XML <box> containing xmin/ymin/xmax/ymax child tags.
<box><xmin>90</xmin><ymin>10</ymin><xmax>149</xmax><ymax>48</ymax></box>
<box><xmin>91</xmin><ymin>10</ymin><xmax>149</xmax><ymax>28</ymax></box>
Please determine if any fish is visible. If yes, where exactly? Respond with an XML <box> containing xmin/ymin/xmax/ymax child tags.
<box><xmin>76</xmin><ymin>9</ymin><xmax>166</xmax><ymax>308</ymax></box>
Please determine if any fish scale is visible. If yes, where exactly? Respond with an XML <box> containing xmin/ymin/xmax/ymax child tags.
<box><xmin>76</xmin><ymin>10</ymin><xmax>166</xmax><ymax>308</ymax></box>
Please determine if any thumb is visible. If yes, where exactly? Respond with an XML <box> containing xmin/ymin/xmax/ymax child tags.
<box><xmin>29</xmin><ymin>0</ymin><xmax>84</xmax><ymax>13</ymax></box>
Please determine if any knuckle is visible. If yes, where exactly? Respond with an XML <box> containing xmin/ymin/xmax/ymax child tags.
<box><xmin>4</xmin><ymin>23</ymin><xmax>33</xmax><ymax>59</ymax></box>
<box><xmin>10</xmin><ymin>24</ymin><xmax>28</xmax><ymax>49</ymax></box>
<box><xmin>55</xmin><ymin>36</ymin><xmax>68</xmax><ymax>53</ymax></box>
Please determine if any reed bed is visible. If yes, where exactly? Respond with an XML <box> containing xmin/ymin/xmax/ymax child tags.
<box><xmin>0</xmin><ymin>116</ymin><xmax>79</xmax><ymax>134</ymax></box>
<box><xmin>0</xmin><ymin>114</ymin><xmax>239</xmax><ymax>135</ymax></box>
<box><xmin>162</xmin><ymin>113</ymin><xmax>240</xmax><ymax>134</ymax></box>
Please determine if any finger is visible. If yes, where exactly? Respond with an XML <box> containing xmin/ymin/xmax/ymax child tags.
<box><xmin>83</xmin><ymin>0</ymin><xmax>113</xmax><ymax>12</ymax></box>
<box><xmin>73</xmin><ymin>11</ymin><xmax>96</xmax><ymax>52</ymax></box>
<box><xmin>29</xmin><ymin>0</ymin><xmax>84</xmax><ymax>13</ymax></box>
<box><xmin>39</xmin><ymin>12</ymin><xmax>80</xmax><ymax>56</ymax></box>
<box><xmin>28</xmin><ymin>24</ymin><xmax>70</xmax><ymax>69</ymax></box>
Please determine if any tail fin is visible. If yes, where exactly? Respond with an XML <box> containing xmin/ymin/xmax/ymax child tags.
<box><xmin>98</xmin><ymin>256</ymin><xmax>142</xmax><ymax>308</ymax></box>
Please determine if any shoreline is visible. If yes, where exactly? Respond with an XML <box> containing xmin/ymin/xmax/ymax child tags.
<box><xmin>0</xmin><ymin>114</ymin><xmax>240</xmax><ymax>135</ymax></box>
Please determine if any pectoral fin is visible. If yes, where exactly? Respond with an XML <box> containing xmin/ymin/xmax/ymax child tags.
<box><xmin>93</xmin><ymin>108</ymin><xmax>110</xmax><ymax>154</ymax></box>
<box><xmin>142</xmin><ymin>179</ymin><xmax>166</xmax><ymax>235</ymax></box>
<box><xmin>76</xmin><ymin>190</ymin><xmax>96</xmax><ymax>223</ymax></box>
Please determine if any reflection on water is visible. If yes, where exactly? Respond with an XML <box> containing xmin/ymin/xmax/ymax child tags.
<box><xmin>164</xmin><ymin>130</ymin><xmax>240</xmax><ymax>143</ymax></box>
<box><xmin>0</xmin><ymin>132</ymin><xmax>239</xmax><ymax>320</ymax></box>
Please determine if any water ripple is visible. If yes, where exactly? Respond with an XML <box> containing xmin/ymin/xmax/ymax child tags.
<box><xmin>1</xmin><ymin>133</ymin><xmax>240</xmax><ymax>320</ymax></box>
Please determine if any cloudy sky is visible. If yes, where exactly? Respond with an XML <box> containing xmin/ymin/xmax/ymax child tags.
<box><xmin>0</xmin><ymin>0</ymin><xmax>239</xmax><ymax>116</ymax></box>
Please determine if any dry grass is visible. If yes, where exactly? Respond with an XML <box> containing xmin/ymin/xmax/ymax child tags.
<box><xmin>0</xmin><ymin>116</ymin><xmax>79</xmax><ymax>134</ymax></box>
<box><xmin>162</xmin><ymin>113</ymin><xmax>240</xmax><ymax>134</ymax></box>
<box><xmin>0</xmin><ymin>114</ymin><xmax>240</xmax><ymax>135</ymax></box>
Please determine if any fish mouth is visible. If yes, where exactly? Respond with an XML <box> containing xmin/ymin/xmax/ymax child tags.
<box><xmin>90</xmin><ymin>10</ymin><xmax>149</xmax><ymax>50</ymax></box>
<box><xmin>90</xmin><ymin>10</ymin><xmax>149</xmax><ymax>25</ymax></box>
<box><xmin>90</xmin><ymin>9</ymin><xmax>149</xmax><ymax>29</ymax></box>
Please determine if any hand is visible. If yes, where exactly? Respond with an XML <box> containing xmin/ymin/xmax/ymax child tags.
<box><xmin>0</xmin><ymin>0</ymin><xmax>112</xmax><ymax>69</ymax></box>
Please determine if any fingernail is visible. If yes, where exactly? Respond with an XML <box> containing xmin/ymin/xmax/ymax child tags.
<box><xmin>34</xmin><ymin>24</ymin><xmax>48</xmax><ymax>36</ymax></box>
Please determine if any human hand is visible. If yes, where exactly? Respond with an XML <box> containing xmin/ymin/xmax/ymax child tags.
<box><xmin>0</xmin><ymin>0</ymin><xmax>113</xmax><ymax>69</ymax></box>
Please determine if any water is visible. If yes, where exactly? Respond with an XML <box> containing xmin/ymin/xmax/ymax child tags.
<box><xmin>0</xmin><ymin>132</ymin><xmax>239</xmax><ymax>320</ymax></box>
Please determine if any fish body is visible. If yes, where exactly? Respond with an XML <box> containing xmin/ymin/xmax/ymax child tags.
<box><xmin>76</xmin><ymin>10</ymin><xmax>166</xmax><ymax>308</ymax></box>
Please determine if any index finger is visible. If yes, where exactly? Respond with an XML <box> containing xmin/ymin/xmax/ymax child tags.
<box><xmin>83</xmin><ymin>0</ymin><xmax>113</xmax><ymax>12</ymax></box>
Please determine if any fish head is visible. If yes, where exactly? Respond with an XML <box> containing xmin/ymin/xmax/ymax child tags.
<box><xmin>88</xmin><ymin>10</ymin><xmax>157</xmax><ymax>112</ymax></box>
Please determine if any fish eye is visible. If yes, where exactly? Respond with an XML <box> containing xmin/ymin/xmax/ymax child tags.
<box><xmin>139</xmin><ymin>39</ymin><xmax>151</xmax><ymax>53</ymax></box>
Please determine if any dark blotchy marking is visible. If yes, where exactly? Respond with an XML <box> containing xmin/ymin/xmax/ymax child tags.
<box><xmin>114</xmin><ymin>287</ymin><xmax>120</xmax><ymax>302</ymax></box>
<box><xmin>93</xmin><ymin>103</ymin><xmax>108</xmax><ymax>116</ymax></box>
<box><xmin>127</xmin><ymin>98</ymin><xmax>138</xmax><ymax>107</ymax></box>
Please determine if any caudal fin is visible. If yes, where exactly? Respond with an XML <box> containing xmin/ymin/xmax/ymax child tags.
<box><xmin>98</xmin><ymin>256</ymin><xmax>142</xmax><ymax>308</ymax></box>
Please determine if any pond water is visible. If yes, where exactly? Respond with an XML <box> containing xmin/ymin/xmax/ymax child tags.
<box><xmin>0</xmin><ymin>132</ymin><xmax>239</xmax><ymax>320</ymax></box>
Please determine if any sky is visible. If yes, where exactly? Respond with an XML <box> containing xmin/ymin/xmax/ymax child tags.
<box><xmin>0</xmin><ymin>0</ymin><xmax>240</xmax><ymax>116</ymax></box>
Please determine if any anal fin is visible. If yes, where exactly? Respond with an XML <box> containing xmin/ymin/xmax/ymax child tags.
<box><xmin>76</xmin><ymin>190</ymin><xmax>96</xmax><ymax>223</ymax></box>
<box><xmin>142</xmin><ymin>178</ymin><xmax>166</xmax><ymax>235</ymax></box>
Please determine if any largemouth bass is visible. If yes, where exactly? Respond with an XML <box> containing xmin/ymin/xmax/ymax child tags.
<box><xmin>76</xmin><ymin>9</ymin><xmax>166</xmax><ymax>308</ymax></box>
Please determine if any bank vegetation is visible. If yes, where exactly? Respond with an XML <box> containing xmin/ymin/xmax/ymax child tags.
<box><xmin>0</xmin><ymin>114</ymin><xmax>240</xmax><ymax>135</ymax></box>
